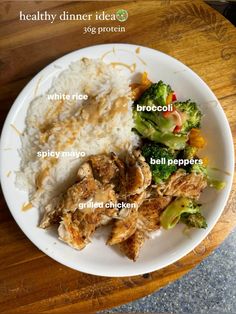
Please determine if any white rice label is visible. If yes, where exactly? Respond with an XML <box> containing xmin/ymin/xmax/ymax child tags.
<box><xmin>47</xmin><ymin>93</ymin><xmax>88</xmax><ymax>101</ymax></box>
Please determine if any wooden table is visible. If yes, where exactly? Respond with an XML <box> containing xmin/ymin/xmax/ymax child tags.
<box><xmin>0</xmin><ymin>1</ymin><xmax>235</xmax><ymax>313</ymax></box>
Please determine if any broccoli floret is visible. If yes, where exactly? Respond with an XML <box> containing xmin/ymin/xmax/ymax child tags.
<box><xmin>133</xmin><ymin>110</ymin><xmax>188</xmax><ymax>150</ymax></box>
<box><xmin>183</xmin><ymin>145</ymin><xmax>198</xmax><ymax>159</ymax></box>
<box><xmin>208</xmin><ymin>179</ymin><xmax>226</xmax><ymax>190</ymax></box>
<box><xmin>136</xmin><ymin>81</ymin><xmax>172</xmax><ymax>107</ymax></box>
<box><xmin>160</xmin><ymin>197</ymin><xmax>202</xmax><ymax>229</ymax></box>
<box><xmin>142</xmin><ymin>143</ymin><xmax>177</xmax><ymax>184</ymax></box>
<box><xmin>174</xmin><ymin>101</ymin><xmax>202</xmax><ymax>133</ymax></box>
<box><xmin>132</xmin><ymin>83</ymin><xmax>202</xmax><ymax>150</ymax></box>
<box><xmin>191</xmin><ymin>163</ymin><xmax>208</xmax><ymax>176</ymax></box>
<box><xmin>180</xmin><ymin>212</ymin><xmax>207</xmax><ymax>229</ymax></box>
<box><xmin>191</xmin><ymin>163</ymin><xmax>225</xmax><ymax>191</ymax></box>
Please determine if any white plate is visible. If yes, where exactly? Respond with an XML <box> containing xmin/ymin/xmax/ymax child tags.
<box><xmin>0</xmin><ymin>44</ymin><xmax>234</xmax><ymax>277</ymax></box>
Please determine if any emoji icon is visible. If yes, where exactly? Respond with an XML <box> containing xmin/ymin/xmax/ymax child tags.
<box><xmin>116</xmin><ymin>9</ymin><xmax>128</xmax><ymax>22</ymax></box>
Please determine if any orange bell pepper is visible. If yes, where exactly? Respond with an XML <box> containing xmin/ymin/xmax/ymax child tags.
<box><xmin>189</xmin><ymin>128</ymin><xmax>206</xmax><ymax>148</ymax></box>
<box><xmin>130</xmin><ymin>72</ymin><xmax>152</xmax><ymax>100</ymax></box>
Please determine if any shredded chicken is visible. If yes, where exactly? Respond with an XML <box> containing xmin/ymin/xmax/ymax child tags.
<box><xmin>157</xmin><ymin>169</ymin><xmax>207</xmax><ymax>199</ymax></box>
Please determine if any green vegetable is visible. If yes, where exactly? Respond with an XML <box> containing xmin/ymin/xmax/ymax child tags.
<box><xmin>180</xmin><ymin>212</ymin><xmax>207</xmax><ymax>229</ymax></box>
<box><xmin>136</xmin><ymin>81</ymin><xmax>172</xmax><ymax>107</ymax></box>
<box><xmin>208</xmin><ymin>178</ymin><xmax>226</xmax><ymax>190</ymax></box>
<box><xmin>183</xmin><ymin>145</ymin><xmax>198</xmax><ymax>159</ymax></box>
<box><xmin>191</xmin><ymin>164</ymin><xmax>225</xmax><ymax>191</ymax></box>
<box><xmin>136</xmin><ymin>111</ymin><xmax>174</xmax><ymax>132</ymax></box>
<box><xmin>133</xmin><ymin>110</ymin><xmax>188</xmax><ymax>150</ymax></box>
<box><xmin>174</xmin><ymin>100</ymin><xmax>202</xmax><ymax>133</ymax></box>
<box><xmin>132</xmin><ymin>82</ymin><xmax>202</xmax><ymax>150</ymax></box>
<box><xmin>191</xmin><ymin>163</ymin><xmax>208</xmax><ymax>176</ymax></box>
<box><xmin>142</xmin><ymin>143</ymin><xmax>177</xmax><ymax>184</ymax></box>
<box><xmin>160</xmin><ymin>197</ymin><xmax>200</xmax><ymax>229</ymax></box>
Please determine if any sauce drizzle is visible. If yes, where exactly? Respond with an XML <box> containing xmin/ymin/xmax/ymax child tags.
<box><xmin>22</xmin><ymin>202</ymin><xmax>33</xmax><ymax>212</ymax></box>
<box><xmin>6</xmin><ymin>171</ymin><xmax>11</xmax><ymax>177</ymax></box>
<box><xmin>10</xmin><ymin>124</ymin><xmax>22</xmax><ymax>135</ymax></box>
<box><xmin>111</xmin><ymin>62</ymin><xmax>136</xmax><ymax>73</ymax></box>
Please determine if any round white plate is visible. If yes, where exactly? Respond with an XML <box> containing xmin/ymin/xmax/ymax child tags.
<box><xmin>0</xmin><ymin>44</ymin><xmax>234</xmax><ymax>277</ymax></box>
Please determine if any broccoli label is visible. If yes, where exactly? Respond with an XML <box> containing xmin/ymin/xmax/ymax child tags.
<box><xmin>136</xmin><ymin>104</ymin><xmax>173</xmax><ymax>112</ymax></box>
<box><xmin>150</xmin><ymin>158</ymin><xmax>203</xmax><ymax>167</ymax></box>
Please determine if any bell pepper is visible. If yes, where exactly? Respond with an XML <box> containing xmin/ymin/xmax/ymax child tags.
<box><xmin>189</xmin><ymin>128</ymin><xmax>206</xmax><ymax>148</ymax></box>
<box><xmin>172</xmin><ymin>92</ymin><xmax>177</xmax><ymax>102</ymax></box>
<box><xmin>174</xmin><ymin>125</ymin><xmax>182</xmax><ymax>133</ymax></box>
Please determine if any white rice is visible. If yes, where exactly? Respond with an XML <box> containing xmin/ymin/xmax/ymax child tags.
<box><xmin>16</xmin><ymin>58</ymin><xmax>139</xmax><ymax>210</ymax></box>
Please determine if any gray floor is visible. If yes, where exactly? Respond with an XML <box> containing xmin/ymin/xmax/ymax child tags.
<box><xmin>102</xmin><ymin>228</ymin><xmax>236</xmax><ymax>314</ymax></box>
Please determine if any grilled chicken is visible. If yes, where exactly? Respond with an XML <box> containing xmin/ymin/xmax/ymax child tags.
<box><xmin>58</xmin><ymin>209</ymin><xmax>101</xmax><ymax>250</ymax></box>
<box><xmin>137</xmin><ymin>196</ymin><xmax>172</xmax><ymax>232</ymax></box>
<box><xmin>58</xmin><ymin>182</ymin><xmax>118</xmax><ymax>249</ymax></box>
<box><xmin>126</xmin><ymin>150</ymin><xmax>152</xmax><ymax>195</ymax></box>
<box><xmin>88</xmin><ymin>154</ymin><xmax>119</xmax><ymax>184</ymax></box>
<box><xmin>57</xmin><ymin>181</ymin><xmax>118</xmax><ymax>249</ymax></box>
<box><xmin>77</xmin><ymin>162</ymin><xmax>93</xmax><ymax>180</ymax></box>
<box><xmin>40</xmin><ymin>159</ymin><xmax>117</xmax><ymax>229</ymax></box>
<box><xmin>39</xmin><ymin>194</ymin><xmax>64</xmax><ymax>229</ymax></box>
<box><xmin>157</xmin><ymin>169</ymin><xmax>207</xmax><ymax>199</ymax></box>
<box><xmin>127</xmin><ymin>191</ymin><xmax>148</xmax><ymax>209</ymax></box>
<box><xmin>119</xmin><ymin>230</ymin><xmax>145</xmax><ymax>261</ymax></box>
<box><xmin>111</xmin><ymin>153</ymin><xmax>127</xmax><ymax>197</ymax></box>
<box><xmin>60</xmin><ymin>177</ymin><xmax>97</xmax><ymax>214</ymax></box>
<box><xmin>107</xmin><ymin>208</ymin><xmax>138</xmax><ymax>245</ymax></box>
<box><xmin>41</xmin><ymin>149</ymin><xmax>206</xmax><ymax>260</ymax></box>
<box><xmin>39</xmin><ymin>176</ymin><xmax>97</xmax><ymax>228</ymax></box>
<box><xmin>41</xmin><ymin>150</ymin><xmax>150</xmax><ymax>229</ymax></box>
<box><xmin>108</xmin><ymin>195</ymin><xmax>171</xmax><ymax>260</ymax></box>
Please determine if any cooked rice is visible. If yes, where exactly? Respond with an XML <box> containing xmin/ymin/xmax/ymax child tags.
<box><xmin>16</xmin><ymin>58</ymin><xmax>139</xmax><ymax>211</ymax></box>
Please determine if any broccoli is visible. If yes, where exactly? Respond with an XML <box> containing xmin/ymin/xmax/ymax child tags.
<box><xmin>183</xmin><ymin>145</ymin><xmax>198</xmax><ymax>159</ymax></box>
<box><xmin>191</xmin><ymin>163</ymin><xmax>225</xmax><ymax>191</ymax></box>
<box><xmin>160</xmin><ymin>197</ymin><xmax>204</xmax><ymax>229</ymax></box>
<box><xmin>141</xmin><ymin>143</ymin><xmax>177</xmax><ymax>184</ymax></box>
<box><xmin>136</xmin><ymin>81</ymin><xmax>172</xmax><ymax>107</ymax></box>
<box><xmin>132</xmin><ymin>83</ymin><xmax>202</xmax><ymax>150</ymax></box>
<box><xmin>133</xmin><ymin>110</ymin><xmax>188</xmax><ymax>150</ymax></box>
<box><xmin>191</xmin><ymin>163</ymin><xmax>208</xmax><ymax>176</ymax></box>
<box><xmin>208</xmin><ymin>178</ymin><xmax>226</xmax><ymax>190</ymax></box>
<box><xmin>174</xmin><ymin>101</ymin><xmax>202</xmax><ymax>133</ymax></box>
<box><xmin>180</xmin><ymin>212</ymin><xmax>207</xmax><ymax>229</ymax></box>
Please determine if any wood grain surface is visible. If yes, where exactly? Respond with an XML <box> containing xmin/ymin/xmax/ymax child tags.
<box><xmin>0</xmin><ymin>1</ymin><xmax>235</xmax><ymax>313</ymax></box>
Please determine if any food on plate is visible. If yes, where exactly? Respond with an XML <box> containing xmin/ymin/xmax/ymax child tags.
<box><xmin>160</xmin><ymin>197</ymin><xmax>206</xmax><ymax>230</ymax></box>
<box><xmin>16</xmin><ymin>58</ymin><xmax>138</xmax><ymax>207</ymax></box>
<box><xmin>16</xmin><ymin>58</ymin><xmax>225</xmax><ymax>261</ymax></box>
<box><xmin>156</xmin><ymin>169</ymin><xmax>207</xmax><ymax>199</ymax></box>
<box><xmin>141</xmin><ymin>143</ymin><xmax>177</xmax><ymax>184</ymax></box>
<box><xmin>133</xmin><ymin>82</ymin><xmax>202</xmax><ymax>150</ymax></box>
